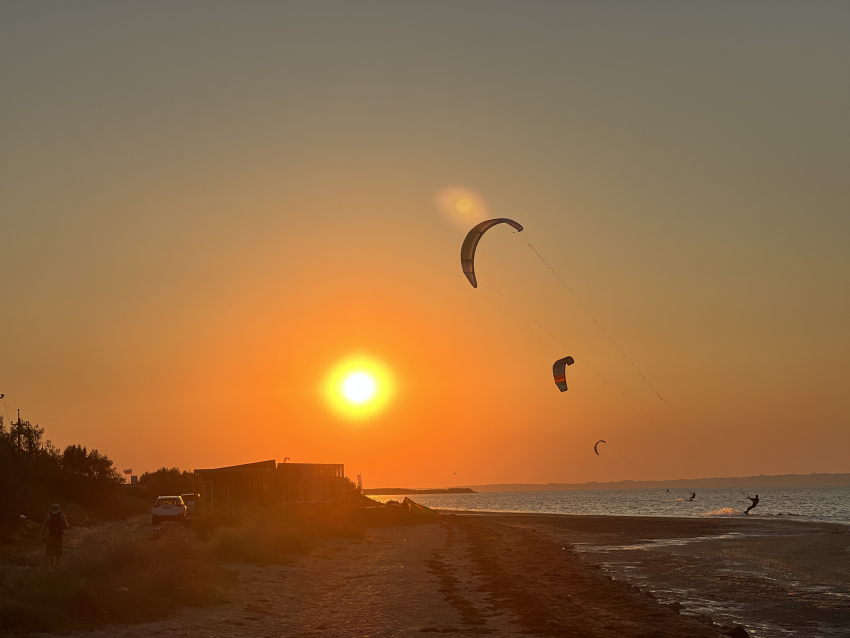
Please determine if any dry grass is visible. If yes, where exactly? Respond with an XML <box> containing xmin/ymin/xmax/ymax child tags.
<box><xmin>197</xmin><ymin>502</ymin><xmax>436</xmax><ymax>564</ymax></box>
<box><xmin>0</xmin><ymin>525</ymin><xmax>233</xmax><ymax>635</ymax></box>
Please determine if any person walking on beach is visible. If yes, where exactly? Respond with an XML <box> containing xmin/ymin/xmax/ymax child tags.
<box><xmin>689</xmin><ymin>492</ymin><xmax>696</xmax><ymax>501</ymax></box>
<box><xmin>745</xmin><ymin>494</ymin><xmax>760</xmax><ymax>514</ymax></box>
<box><xmin>42</xmin><ymin>503</ymin><xmax>70</xmax><ymax>569</ymax></box>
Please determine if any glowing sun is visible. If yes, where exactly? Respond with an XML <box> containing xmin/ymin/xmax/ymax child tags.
<box><xmin>343</xmin><ymin>372</ymin><xmax>375</xmax><ymax>403</ymax></box>
<box><xmin>324</xmin><ymin>355</ymin><xmax>395</xmax><ymax>420</ymax></box>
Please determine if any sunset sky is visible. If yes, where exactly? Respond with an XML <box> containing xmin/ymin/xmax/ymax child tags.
<box><xmin>1</xmin><ymin>2</ymin><xmax>848</xmax><ymax>488</ymax></box>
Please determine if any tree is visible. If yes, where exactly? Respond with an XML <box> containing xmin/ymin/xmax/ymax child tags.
<box><xmin>0</xmin><ymin>412</ymin><xmax>125</xmax><ymax>526</ymax></box>
<box><xmin>0</xmin><ymin>413</ymin><xmax>61</xmax><ymax>523</ymax></box>
<box><xmin>139</xmin><ymin>467</ymin><xmax>197</xmax><ymax>501</ymax></box>
<box><xmin>60</xmin><ymin>444</ymin><xmax>124</xmax><ymax>507</ymax></box>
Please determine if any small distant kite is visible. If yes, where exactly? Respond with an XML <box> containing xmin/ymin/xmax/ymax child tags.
<box><xmin>552</xmin><ymin>356</ymin><xmax>575</xmax><ymax>392</ymax></box>
<box><xmin>594</xmin><ymin>440</ymin><xmax>606</xmax><ymax>456</ymax></box>
<box><xmin>460</xmin><ymin>218</ymin><xmax>523</xmax><ymax>288</ymax></box>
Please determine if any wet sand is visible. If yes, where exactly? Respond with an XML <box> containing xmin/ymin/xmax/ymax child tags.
<box><xmin>42</xmin><ymin>512</ymin><xmax>850</xmax><ymax>637</ymax></box>
<box><xmin>494</xmin><ymin>512</ymin><xmax>850</xmax><ymax>637</ymax></box>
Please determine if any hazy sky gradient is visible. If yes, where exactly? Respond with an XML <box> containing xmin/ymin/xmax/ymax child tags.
<box><xmin>2</xmin><ymin>2</ymin><xmax>848</xmax><ymax>487</ymax></box>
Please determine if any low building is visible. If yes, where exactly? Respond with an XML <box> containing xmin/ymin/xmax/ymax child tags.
<box><xmin>194</xmin><ymin>459</ymin><xmax>347</xmax><ymax>509</ymax></box>
<box><xmin>195</xmin><ymin>460</ymin><xmax>277</xmax><ymax>508</ymax></box>
<box><xmin>278</xmin><ymin>462</ymin><xmax>346</xmax><ymax>503</ymax></box>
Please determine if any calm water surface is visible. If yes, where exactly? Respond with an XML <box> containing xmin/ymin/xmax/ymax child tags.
<box><xmin>368</xmin><ymin>486</ymin><xmax>850</xmax><ymax>523</ymax></box>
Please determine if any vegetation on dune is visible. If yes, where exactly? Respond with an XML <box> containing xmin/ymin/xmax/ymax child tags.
<box><xmin>0</xmin><ymin>415</ymin><xmax>148</xmax><ymax>535</ymax></box>
<box><xmin>196</xmin><ymin>501</ymin><xmax>435</xmax><ymax>564</ymax></box>
<box><xmin>198</xmin><ymin>503</ymin><xmax>361</xmax><ymax>563</ymax></box>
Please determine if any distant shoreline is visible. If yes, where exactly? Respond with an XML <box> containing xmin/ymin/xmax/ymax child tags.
<box><xmin>363</xmin><ymin>487</ymin><xmax>476</xmax><ymax>495</ymax></box>
<box><xmin>461</xmin><ymin>472</ymin><xmax>850</xmax><ymax>493</ymax></box>
<box><xmin>365</xmin><ymin>473</ymin><xmax>850</xmax><ymax>495</ymax></box>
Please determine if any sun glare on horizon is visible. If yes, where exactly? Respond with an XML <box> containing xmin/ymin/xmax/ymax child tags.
<box><xmin>324</xmin><ymin>355</ymin><xmax>395</xmax><ymax>420</ymax></box>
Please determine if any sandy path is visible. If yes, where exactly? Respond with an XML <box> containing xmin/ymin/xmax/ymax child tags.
<box><xmin>1</xmin><ymin>514</ymin><xmax>156</xmax><ymax>567</ymax></box>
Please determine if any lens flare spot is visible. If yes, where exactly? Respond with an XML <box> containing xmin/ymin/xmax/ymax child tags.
<box><xmin>435</xmin><ymin>186</ymin><xmax>489</xmax><ymax>227</ymax></box>
<box><xmin>455</xmin><ymin>197</ymin><xmax>474</xmax><ymax>214</ymax></box>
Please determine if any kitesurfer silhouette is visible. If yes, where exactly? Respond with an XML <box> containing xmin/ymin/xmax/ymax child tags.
<box><xmin>689</xmin><ymin>492</ymin><xmax>696</xmax><ymax>501</ymax></box>
<box><xmin>745</xmin><ymin>494</ymin><xmax>759</xmax><ymax>514</ymax></box>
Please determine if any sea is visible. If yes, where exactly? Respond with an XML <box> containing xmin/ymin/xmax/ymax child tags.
<box><xmin>367</xmin><ymin>485</ymin><xmax>850</xmax><ymax>524</ymax></box>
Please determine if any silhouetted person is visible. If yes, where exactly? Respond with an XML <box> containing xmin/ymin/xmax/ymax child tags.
<box><xmin>689</xmin><ymin>492</ymin><xmax>696</xmax><ymax>501</ymax></box>
<box><xmin>746</xmin><ymin>494</ymin><xmax>760</xmax><ymax>515</ymax></box>
<box><xmin>41</xmin><ymin>503</ymin><xmax>69</xmax><ymax>569</ymax></box>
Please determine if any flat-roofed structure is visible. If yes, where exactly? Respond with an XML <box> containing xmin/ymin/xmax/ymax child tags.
<box><xmin>278</xmin><ymin>462</ymin><xmax>346</xmax><ymax>503</ymax></box>
<box><xmin>194</xmin><ymin>459</ymin><xmax>347</xmax><ymax>508</ymax></box>
<box><xmin>195</xmin><ymin>460</ymin><xmax>276</xmax><ymax>508</ymax></box>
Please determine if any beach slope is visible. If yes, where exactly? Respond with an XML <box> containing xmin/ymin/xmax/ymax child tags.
<box><xmin>43</xmin><ymin>512</ymin><xmax>850</xmax><ymax>637</ymax></box>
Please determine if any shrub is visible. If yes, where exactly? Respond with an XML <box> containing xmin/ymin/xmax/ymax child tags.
<box><xmin>196</xmin><ymin>503</ymin><xmax>363</xmax><ymax>563</ymax></box>
<box><xmin>194</xmin><ymin>501</ymin><xmax>435</xmax><ymax>564</ymax></box>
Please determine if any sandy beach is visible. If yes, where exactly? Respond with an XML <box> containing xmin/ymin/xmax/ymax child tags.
<box><xmin>35</xmin><ymin>511</ymin><xmax>850</xmax><ymax>638</ymax></box>
<box><xmin>5</xmin><ymin>3</ymin><xmax>848</xmax><ymax>636</ymax></box>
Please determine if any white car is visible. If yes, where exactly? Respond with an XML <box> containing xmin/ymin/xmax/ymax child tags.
<box><xmin>151</xmin><ymin>496</ymin><xmax>186</xmax><ymax>525</ymax></box>
<box><xmin>180</xmin><ymin>493</ymin><xmax>200</xmax><ymax>519</ymax></box>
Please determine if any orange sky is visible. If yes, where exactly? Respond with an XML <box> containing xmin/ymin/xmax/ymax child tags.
<box><xmin>1</xmin><ymin>3</ymin><xmax>848</xmax><ymax>487</ymax></box>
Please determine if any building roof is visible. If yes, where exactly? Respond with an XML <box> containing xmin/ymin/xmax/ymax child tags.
<box><xmin>194</xmin><ymin>460</ymin><xmax>277</xmax><ymax>474</ymax></box>
<box><xmin>278</xmin><ymin>462</ymin><xmax>344</xmax><ymax>469</ymax></box>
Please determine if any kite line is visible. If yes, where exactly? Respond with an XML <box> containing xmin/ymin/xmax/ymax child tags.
<box><xmin>524</xmin><ymin>239</ymin><xmax>670</xmax><ymax>408</ymax></box>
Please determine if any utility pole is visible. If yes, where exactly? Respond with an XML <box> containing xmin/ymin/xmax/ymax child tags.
<box><xmin>13</xmin><ymin>409</ymin><xmax>24</xmax><ymax>452</ymax></box>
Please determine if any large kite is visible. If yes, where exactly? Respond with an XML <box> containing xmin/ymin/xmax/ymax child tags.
<box><xmin>552</xmin><ymin>356</ymin><xmax>575</xmax><ymax>392</ymax></box>
<box><xmin>460</xmin><ymin>218</ymin><xmax>523</xmax><ymax>288</ymax></box>
<box><xmin>594</xmin><ymin>440</ymin><xmax>606</xmax><ymax>456</ymax></box>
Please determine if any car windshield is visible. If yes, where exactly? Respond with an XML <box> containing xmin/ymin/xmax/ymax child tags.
<box><xmin>156</xmin><ymin>498</ymin><xmax>180</xmax><ymax>506</ymax></box>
